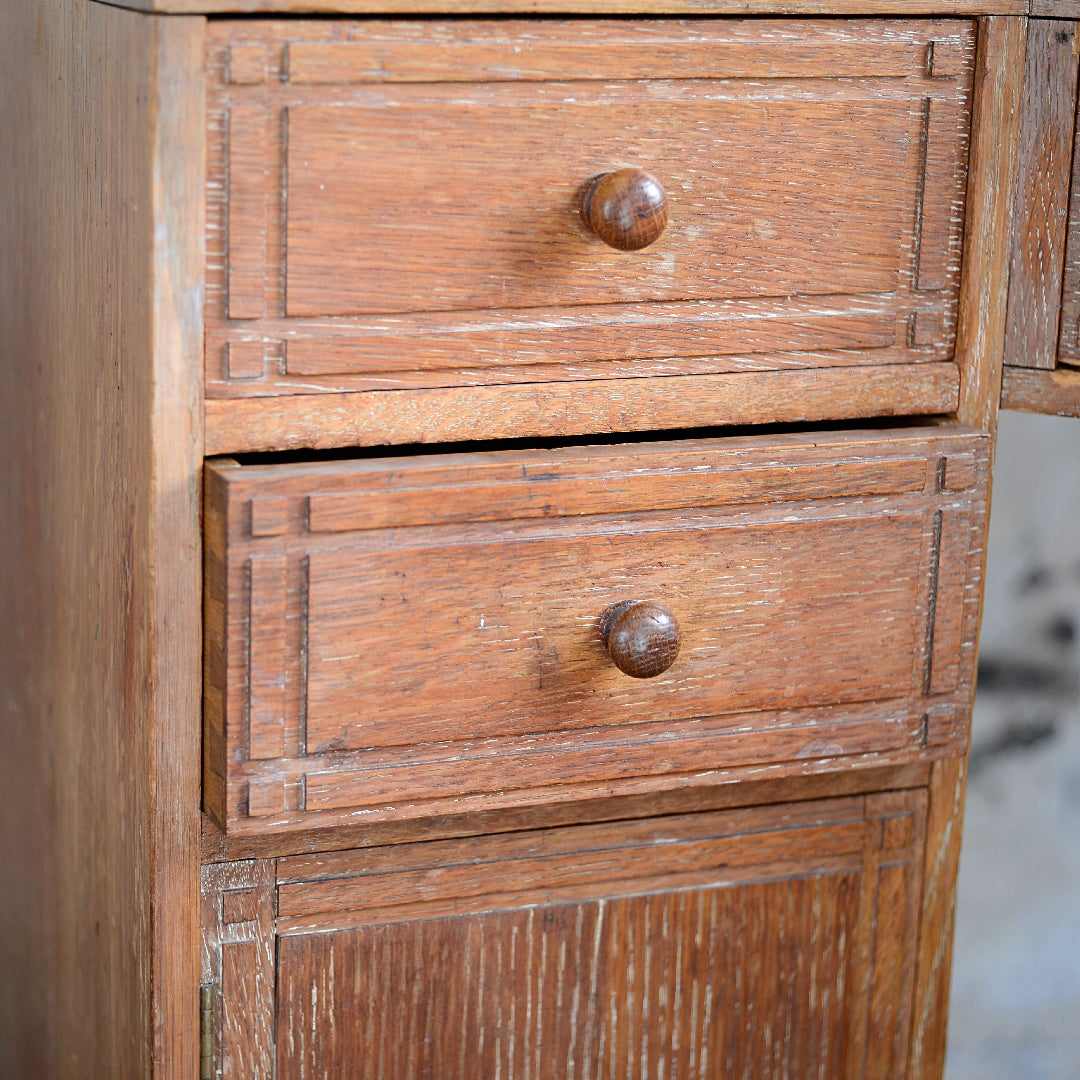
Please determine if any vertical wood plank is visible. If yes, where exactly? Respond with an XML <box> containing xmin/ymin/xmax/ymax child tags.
<box><xmin>1005</xmin><ymin>20</ymin><xmax>1079</xmax><ymax>370</ymax></box>
<box><xmin>1055</xmin><ymin>26</ymin><xmax>1080</xmax><ymax>364</ymax></box>
<box><xmin>846</xmin><ymin>791</ymin><xmax>927</xmax><ymax>1079</ymax></box>
<box><xmin>204</xmin><ymin>468</ymin><xmax>232</xmax><ymax>839</ymax></box>
<box><xmin>865</xmin><ymin>793</ymin><xmax>928</xmax><ymax>1079</ymax></box>
<box><xmin>911</xmin><ymin>16</ymin><xmax>1025</xmax><ymax>1079</ymax></box>
<box><xmin>909</xmin><ymin>757</ymin><xmax>969</xmax><ymax>1080</ymax></box>
<box><xmin>151</xmin><ymin>13</ymin><xmax>206</xmax><ymax>1080</ymax></box>
<box><xmin>0</xmin><ymin>2</ymin><xmax>205</xmax><ymax>1077</ymax></box>
<box><xmin>954</xmin><ymin>17</ymin><xmax>1025</xmax><ymax>433</ymax></box>
<box><xmin>202</xmin><ymin>862</ymin><xmax>277</xmax><ymax>1080</ymax></box>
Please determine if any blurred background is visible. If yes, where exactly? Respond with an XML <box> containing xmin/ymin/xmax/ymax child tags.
<box><xmin>946</xmin><ymin>409</ymin><xmax>1080</xmax><ymax>1080</ymax></box>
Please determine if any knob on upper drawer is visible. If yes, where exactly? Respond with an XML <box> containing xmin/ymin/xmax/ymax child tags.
<box><xmin>599</xmin><ymin>599</ymin><xmax>682</xmax><ymax>678</ymax></box>
<box><xmin>580</xmin><ymin>169</ymin><xmax>669</xmax><ymax>251</ymax></box>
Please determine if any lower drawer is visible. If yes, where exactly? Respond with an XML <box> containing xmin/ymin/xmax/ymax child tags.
<box><xmin>203</xmin><ymin>426</ymin><xmax>988</xmax><ymax>837</ymax></box>
<box><xmin>202</xmin><ymin>789</ymin><xmax>926</xmax><ymax>1078</ymax></box>
<box><xmin>202</xmin><ymin>18</ymin><xmax>975</xmax><ymax>455</ymax></box>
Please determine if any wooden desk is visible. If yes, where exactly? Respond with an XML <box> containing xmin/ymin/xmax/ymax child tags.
<box><xmin>0</xmin><ymin>3</ymin><xmax>1073</xmax><ymax>1076</ymax></box>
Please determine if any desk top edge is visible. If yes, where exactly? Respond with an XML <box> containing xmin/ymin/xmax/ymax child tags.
<box><xmin>87</xmin><ymin>0</ymin><xmax>1034</xmax><ymax>20</ymax></box>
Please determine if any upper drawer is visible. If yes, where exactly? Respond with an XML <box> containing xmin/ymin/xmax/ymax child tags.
<box><xmin>204</xmin><ymin>19</ymin><xmax>975</xmax><ymax>454</ymax></box>
<box><xmin>204</xmin><ymin>426</ymin><xmax>988</xmax><ymax>837</ymax></box>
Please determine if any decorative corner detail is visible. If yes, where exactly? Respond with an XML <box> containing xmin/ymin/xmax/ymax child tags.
<box><xmin>226</xmin><ymin>341</ymin><xmax>268</xmax><ymax>381</ymax></box>
<box><xmin>248</xmin><ymin>778</ymin><xmax>288</xmax><ymax>818</ymax></box>
<box><xmin>925</xmin><ymin>704</ymin><xmax>961</xmax><ymax>749</ymax></box>
<box><xmin>881</xmin><ymin>813</ymin><xmax>915</xmax><ymax>850</ymax></box>
<box><xmin>927</xmin><ymin>39</ymin><xmax>966</xmax><ymax>79</ymax></box>
<box><xmin>250</xmin><ymin>497</ymin><xmax>290</xmax><ymax>538</ymax></box>
<box><xmin>910</xmin><ymin>308</ymin><xmax>946</xmax><ymax>348</ymax></box>
<box><xmin>228</xmin><ymin>45</ymin><xmax>269</xmax><ymax>86</ymax></box>
<box><xmin>941</xmin><ymin>454</ymin><xmax>976</xmax><ymax>493</ymax></box>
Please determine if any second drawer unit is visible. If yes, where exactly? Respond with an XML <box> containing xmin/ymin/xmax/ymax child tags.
<box><xmin>204</xmin><ymin>425</ymin><xmax>988</xmax><ymax>836</ymax></box>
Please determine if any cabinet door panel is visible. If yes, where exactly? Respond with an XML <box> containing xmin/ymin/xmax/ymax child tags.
<box><xmin>202</xmin><ymin>790</ymin><xmax>925</xmax><ymax>1079</ymax></box>
<box><xmin>277</xmin><ymin>878</ymin><xmax>860</xmax><ymax>1079</ymax></box>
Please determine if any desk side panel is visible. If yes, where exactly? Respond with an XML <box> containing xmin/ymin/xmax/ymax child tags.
<box><xmin>0</xmin><ymin>2</ymin><xmax>204</xmax><ymax>1077</ymax></box>
<box><xmin>910</xmin><ymin>15</ymin><xmax>1024</xmax><ymax>1079</ymax></box>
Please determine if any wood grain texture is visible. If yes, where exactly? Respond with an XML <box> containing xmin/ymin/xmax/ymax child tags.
<box><xmin>201</xmin><ymin>762</ymin><xmax>933</xmax><ymax>862</ymax></box>
<box><xmin>201</xmin><ymin>862</ymin><xmax>276</xmax><ymax>1080</ymax></box>
<box><xmin>203</xmin><ymin>17</ymin><xmax>974</xmax><ymax>450</ymax></box>
<box><xmin>909</xmin><ymin>755</ymin><xmax>968</xmax><ymax>1080</ymax></box>
<box><xmin>1002</xmin><ymin>361</ymin><xmax>1080</xmax><ymax>414</ymax></box>
<box><xmin>204</xmin><ymin>363</ymin><xmax>960</xmax><ymax>454</ymax></box>
<box><xmin>199</xmin><ymin>792</ymin><xmax>926</xmax><ymax>1077</ymax></box>
<box><xmin>1054</xmin><ymin>22</ymin><xmax>1080</xmax><ymax>368</ymax></box>
<box><xmin>0</xmin><ymin>3</ymin><xmax>1036</xmax><ymax>1076</ymax></box>
<box><xmin>150</xmin><ymin>17</ymin><xmax>207</xmax><ymax>1078</ymax></box>
<box><xmin>225</xmin><ymin>106</ymin><xmax>271</xmax><ymax>319</ymax></box>
<box><xmin>280</xmin><ymin>84</ymin><xmax>944</xmax><ymax>313</ymax></box>
<box><xmin>1031</xmin><ymin>1</ymin><xmax>1080</xmax><ymax>16</ymax></box>
<box><xmin>203</xmin><ymin>427</ymin><xmax>988</xmax><ymax>837</ymax></box>
<box><xmin>0</xmin><ymin>2</ymin><xmax>205</xmax><ymax>1078</ymax></box>
<box><xmin>285</xmin><ymin>34</ymin><xmax>934</xmax><ymax>82</ymax></box>
<box><xmin>955</xmin><ymin>17</ymin><xmax>1025</xmax><ymax>433</ymax></box>
<box><xmin>1004</xmin><ymin>20</ymin><xmax>1079</xmax><ymax>371</ymax></box>
<box><xmin>911</xmin><ymin>17</ymin><xmax>1025</xmax><ymax>1079</ymax></box>
<box><xmin>93</xmin><ymin>0</ymin><xmax>1030</xmax><ymax>16</ymax></box>
<box><xmin>284</xmin><ymin>881</ymin><xmax>866</xmax><ymax>1077</ymax></box>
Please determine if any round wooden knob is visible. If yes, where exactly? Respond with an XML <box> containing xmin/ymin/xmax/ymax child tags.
<box><xmin>580</xmin><ymin>169</ymin><xmax>669</xmax><ymax>251</ymax></box>
<box><xmin>599</xmin><ymin>600</ymin><xmax>682</xmax><ymax>679</ymax></box>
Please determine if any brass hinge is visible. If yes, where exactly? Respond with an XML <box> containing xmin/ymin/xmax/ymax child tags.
<box><xmin>199</xmin><ymin>985</ymin><xmax>214</xmax><ymax>1080</ymax></box>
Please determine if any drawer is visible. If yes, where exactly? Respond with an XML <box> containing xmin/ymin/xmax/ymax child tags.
<box><xmin>1002</xmin><ymin>18</ymin><xmax>1080</xmax><ymax>416</ymax></box>
<box><xmin>203</xmin><ymin>426</ymin><xmax>988</xmax><ymax>837</ymax></box>
<box><xmin>203</xmin><ymin>790</ymin><xmax>925</xmax><ymax>1077</ymax></box>
<box><xmin>204</xmin><ymin>18</ymin><xmax>975</xmax><ymax>453</ymax></box>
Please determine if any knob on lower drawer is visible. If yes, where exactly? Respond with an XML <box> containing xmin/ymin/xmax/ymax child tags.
<box><xmin>579</xmin><ymin>168</ymin><xmax>669</xmax><ymax>251</ymax></box>
<box><xmin>599</xmin><ymin>600</ymin><xmax>682</xmax><ymax>678</ymax></box>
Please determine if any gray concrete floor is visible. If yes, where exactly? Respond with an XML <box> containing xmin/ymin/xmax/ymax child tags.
<box><xmin>946</xmin><ymin>410</ymin><xmax>1080</xmax><ymax>1080</ymax></box>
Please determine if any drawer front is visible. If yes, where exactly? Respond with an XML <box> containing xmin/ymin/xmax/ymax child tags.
<box><xmin>203</xmin><ymin>791</ymin><xmax>926</xmax><ymax>1078</ymax></box>
<box><xmin>204</xmin><ymin>18</ymin><xmax>975</xmax><ymax>452</ymax></box>
<box><xmin>203</xmin><ymin>427</ymin><xmax>988</xmax><ymax>836</ymax></box>
<box><xmin>1002</xmin><ymin>18</ymin><xmax>1080</xmax><ymax>415</ymax></box>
